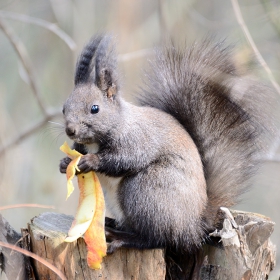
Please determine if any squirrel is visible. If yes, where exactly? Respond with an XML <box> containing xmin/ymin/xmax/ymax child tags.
<box><xmin>59</xmin><ymin>34</ymin><xmax>272</xmax><ymax>279</ymax></box>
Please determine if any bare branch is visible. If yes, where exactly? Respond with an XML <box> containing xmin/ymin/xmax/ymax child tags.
<box><xmin>0</xmin><ymin>204</ymin><xmax>55</xmax><ymax>211</ymax></box>
<box><xmin>263</xmin><ymin>158</ymin><xmax>280</xmax><ymax>163</ymax></box>
<box><xmin>0</xmin><ymin>17</ymin><xmax>48</xmax><ymax>115</ymax></box>
<box><xmin>231</xmin><ymin>0</ymin><xmax>280</xmax><ymax>95</ymax></box>
<box><xmin>158</xmin><ymin>0</ymin><xmax>168</xmax><ymax>42</ymax></box>
<box><xmin>0</xmin><ymin>241</ymin><xmax>67</xmax><ymax>280</ymax></box>
<box><xmin>260</xmin><ymin>0</ymin><xmax>280</xmax><ymax>38</ymax></box>
<box><xmin>0</xmin><ymin>11</ymin><xmax>76</xmax><ymax>51</ymax></box>
<box><xmin>0</xmin><ymin>109</ymin><xmax>61</xmax><ymax>156</ymax></box>
<box><xmin>118</xmin><ymin>48</ymin><xmax>153</xmax><ymax>62</ymax></box>
<box><xmin>187</xmin><ymin>6</ymin><xmax>231</xmax><ymax>29</ymax></box>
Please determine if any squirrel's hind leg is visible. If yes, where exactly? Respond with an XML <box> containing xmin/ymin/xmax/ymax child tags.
<box><xmin>105</xmin><ymin>226</ymin><xmax>162</xmax><ymax>254</ymax></box>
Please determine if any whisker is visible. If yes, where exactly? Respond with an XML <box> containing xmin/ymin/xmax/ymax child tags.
<box><xmin>48</xmin><ymin>121</ymin><xmax>64</xmax><ymax>127</ymax></box>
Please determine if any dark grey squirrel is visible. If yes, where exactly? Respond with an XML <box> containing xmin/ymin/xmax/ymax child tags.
<box><xmin>60</xmin><ymin>34</ymin><xmax>272</xmax><ymax>279</ymax></box>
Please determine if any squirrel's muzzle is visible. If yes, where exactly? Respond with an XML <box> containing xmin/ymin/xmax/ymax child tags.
<box><xmin>65</xmin><ymin>124</ymin><xmax>76</xmax><ymax>137</ymax></box>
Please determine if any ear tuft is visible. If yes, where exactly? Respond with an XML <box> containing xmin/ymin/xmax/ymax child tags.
<box><xmin>74</xmin><ymin>35</ymin><xmax>103</xmax><ymax>85</ymax></box>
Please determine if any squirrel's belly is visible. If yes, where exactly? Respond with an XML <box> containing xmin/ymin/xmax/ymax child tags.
<box><xmin>96</xmin><ymin>172</ymin><xmax>124</xmax><ymax>222</ymax></box>
<box><xmin>86</xmin><ymin>144</ymin><xmax>124</xmax><ymax>221</ymax></box>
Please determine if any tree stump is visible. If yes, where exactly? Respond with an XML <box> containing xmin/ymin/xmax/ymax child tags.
<box><xmin>28</xmin><ymin>212</ymin><xmax>166</xmax><ymax>280</ymax></box>
<box><xmin>200</xmin><ymin>208</ymin><xmax>276</xmax><ymax>280</ymax></box>
<box><xmin>0</xmin><ymin>209</ymin><xmax>276</xmax><ymax>280</ymax></box>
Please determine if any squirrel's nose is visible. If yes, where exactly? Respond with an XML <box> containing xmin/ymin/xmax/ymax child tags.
<box><xmin>65</xmin><ymin>124</ymin><xmax>76</xmax><ymax>137</ymax></box>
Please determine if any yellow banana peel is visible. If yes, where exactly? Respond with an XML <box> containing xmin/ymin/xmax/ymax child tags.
<box><xmin>60</xmin><ymin>141</ymin><xmax>107</xmax><ymax>269</ymax></box>
<box><xmin>59</xmin><ymin>142</ymin><xmax>82</xmax><ymax>199</ymax></box>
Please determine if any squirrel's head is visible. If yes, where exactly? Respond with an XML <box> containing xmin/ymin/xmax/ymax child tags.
<box><xmin>63</xmin><ymin>35</ymin><xmax>121</xmax><ymax>146</ymax></box>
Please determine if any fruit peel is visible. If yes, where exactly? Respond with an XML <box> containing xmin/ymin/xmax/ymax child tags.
<box><xmin>84</xmin><ymin>172</ymin><xmax>107</xmax><ymax>269</ymax></box>
<box><xmin>60</xmin><ymin>141</ymin><xmax>82</xmax><ymax>199</ymax></box>
<box><xmin>60</xmin><ymin>141</ymin><xmax>107</xmax><ymax>269</ymax></box>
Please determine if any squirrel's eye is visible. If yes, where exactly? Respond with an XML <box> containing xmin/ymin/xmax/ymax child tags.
<box><xmin>91</xmin><ymin>105</ymin><xmax>99</xmax><ymax>114</ymax></box>
<box><xmin>62</xmin><ymin>107</ymin><xmax>65</xmax><ymax>115</ymax></box>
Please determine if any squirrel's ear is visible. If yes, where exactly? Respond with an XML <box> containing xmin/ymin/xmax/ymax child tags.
<box><xmin>74</xmin><ymin>34</ymin><xmax>119</xmax><ymax>100</ymax></box>
<box><xmin>95</xmin><ymin>36</ymin><xmax>119</xmax><ymax>101</ymax></box>
<box><xmin>96</xmin><ymin>67</ymin><xmax>117</xmax><ymax>100</ymax></box>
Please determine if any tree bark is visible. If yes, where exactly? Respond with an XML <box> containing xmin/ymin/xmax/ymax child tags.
<box><xmin>0</xmin><ymin>214</ymin><xmax>35</xmax><ymax>280</ymax></box>
<box><xmin>200</xmin><ymin>209</ymin><xmax>276</xmax><ymax>280</ymax></box>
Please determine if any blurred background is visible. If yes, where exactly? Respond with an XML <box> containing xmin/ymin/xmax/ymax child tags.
<box><xmin>0</xmin><ymin>0</ymin><xmax>279</xmax><ymax>278</ymax></box>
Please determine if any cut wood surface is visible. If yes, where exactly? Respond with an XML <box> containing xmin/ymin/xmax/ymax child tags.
<box><xmin>28</xmin><ymin>212</ymin><xmax>166</xmax><ymax>280</ymax></box>
<box><xmin>0</xmin><ymin>209</ymin><xmax>276</xmax><ymax>280</ymax></box>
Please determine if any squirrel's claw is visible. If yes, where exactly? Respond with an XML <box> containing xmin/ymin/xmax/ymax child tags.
<box><xmin>106</xmin><ymin>240</ymin><xmax>124</xmax><ymax>254</ymax></box>
<box><xmin>59</xmin><ymin>157</ymin><xmax>72</xmax><ymax>173</ymax></box>
<box><xmin>77</xmin><ymin>154</ymin><xmax>99</xmax><ymax>173</ymax></box>
<box><xmin>105</xmin><ymin>226</ymin><xmax>125</xmax><ymax>254</ymax></box>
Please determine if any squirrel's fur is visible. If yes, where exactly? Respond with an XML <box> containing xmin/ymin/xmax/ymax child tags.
<box><xmin>60</xmin><ymin>34</ymin><xmax>272</xmax><ymax>279</ymax></box>
<box><xmin>139</xmin><ymin>40</ymin><xmax>264</xmax><ymax>226</ymax></box>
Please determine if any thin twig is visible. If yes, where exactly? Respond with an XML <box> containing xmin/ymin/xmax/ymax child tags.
<box><xmin>0</xmin><ymin>110</ymin><xmax>61</xmax><ymax>156</ymax></box>
<box><xmin>0</xmin><ymin>241</ymin><xmax>67</xmax><ymax>280</ymax></box>
<box><xmin>118</xmin><ymin>48</ymin><xmax>153</xmax><ymax>62</ymax></box>
<box><xmin>158</xmin><ymin>0</ymin><xmax>168</xmax><ymax>43</ymax></box>
<box><xmin>231</xmin><ymin>0</ymin><xmax>280</xmax><ymax>95</ymax></box>
<box><xmin>187</xmin><ymin>6</ymin><xmax>231</xmax><ymax>29</ymax></box>
<box><xmin>0</xmin><ymin>17</ymin><xmax>48</xmax><ymax>115</ymax></box>
<box><xmin>0</xmin><ymin>204</ymin><xmax>55</xmax><ymax>211</ymax></box>
<box><xmin>260</xmin><ymin>0</ymin><xmax>280</xmax><ymax>38</ymax></box>
<box><xmin>0</xmin><ymin>11</ymin><xmax>76</xmax><ymax>51</ymax></box>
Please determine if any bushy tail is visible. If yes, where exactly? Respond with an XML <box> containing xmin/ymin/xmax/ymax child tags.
<box><xmin>139</xmin><ymin>40</ymin><xmax>272</xmax><ymax>226</ymax></box>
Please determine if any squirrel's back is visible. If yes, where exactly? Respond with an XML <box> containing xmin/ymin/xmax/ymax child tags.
<box><xmin>139</xmin><ymin>40</ymin><xmax>270</xmax><ymax>227</ymax></box>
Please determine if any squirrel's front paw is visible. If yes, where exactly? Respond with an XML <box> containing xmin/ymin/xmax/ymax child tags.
<box><xmin>59</xmin><ymin>157</ymin><xmax>72</xmax><ymax>173</ymax></box>
<box><xmin>78</xmin><ymin>154</ymin><xmax>99</xmax><ymax>173</ymax></box>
